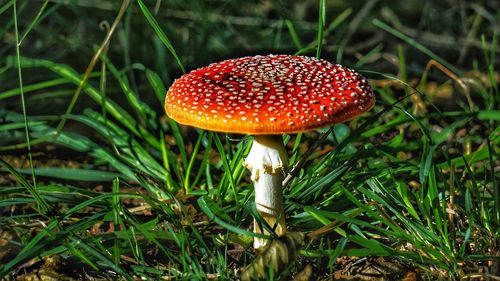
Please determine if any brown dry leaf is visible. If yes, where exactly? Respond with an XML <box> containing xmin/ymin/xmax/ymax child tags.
<box><xmin>293</xmin><ymin>264</ymin><xmax>313</xmax><ymax>281</ymax></box>
<box><xmin>0</xmin><ymin>226</ymin><xmax>21</xmax><ymax>264</ymax></box>
<box><xmin>332</xmin><ymin>257</ymin><xmax>412</xmax><ymax>281</ymax></box>
<box><xmin>401</xmin><ymin>271</ymin><xmax>417</xmax><ymax>281</ymax></box>
<box><xmin>16</xmin><ymin>256</ymin><xmax>76</xmax><ymax>281</ymax></box>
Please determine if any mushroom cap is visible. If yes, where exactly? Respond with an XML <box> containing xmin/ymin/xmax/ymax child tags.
<box><xmin>165</xmin><ymin>54</ymin><xmax>375</xmax><ymax>135</ymax></box>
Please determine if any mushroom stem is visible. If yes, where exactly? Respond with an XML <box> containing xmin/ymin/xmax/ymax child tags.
<box><xmin>243</xmin><ymin>135</ymin><xmax>288</xmax><ymax>249</ymax></box>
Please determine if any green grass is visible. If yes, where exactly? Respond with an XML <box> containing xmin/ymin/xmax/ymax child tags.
<box><xmin>0</xmin><ymin>0</ymin><xmax>499</xmax><ymax>280</ymax></box>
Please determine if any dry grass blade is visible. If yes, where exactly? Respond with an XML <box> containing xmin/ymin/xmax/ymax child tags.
<box><xmin>55</xmin><ymin>0</ymin><xmax>131</xmax><ymax>134</ymax></box>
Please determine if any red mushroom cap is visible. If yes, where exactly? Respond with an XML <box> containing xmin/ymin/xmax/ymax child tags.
<box><xmin>165</xmin><ymin>54</ymin><xmax>375</xmax><ymax>135</ymax></box>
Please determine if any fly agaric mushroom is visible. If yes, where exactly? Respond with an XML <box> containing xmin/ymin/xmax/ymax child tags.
<box><xmin>165</xmin><ymin>54</ymin><xmax>374</xmax><ymax>249</ymax></box>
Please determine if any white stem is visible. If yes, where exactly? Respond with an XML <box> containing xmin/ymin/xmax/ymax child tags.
<box><xmin>254</xmin><ymin>170</ymin><xmax>283</xmax><ymax>215</ymax></box>
<box><xmin>243</xmin><ymin>135</ymin><xmax>288</xmax><ymax>249</ymax></box>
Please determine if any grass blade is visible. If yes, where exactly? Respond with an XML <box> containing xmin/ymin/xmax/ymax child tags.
<box><xmin>373</xmin><ymin>19</ymin><xmax>460</xmax><ymax>74</ymax></box>
<box><xmin>136</xmin><ymin>0</ymin><xmax>186</xmax><ymax>73</ymax></box>
<box><xmin>316</xmin><ymin>0</ymin><xmax>326</xmax><ymax>58</ymax></box>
